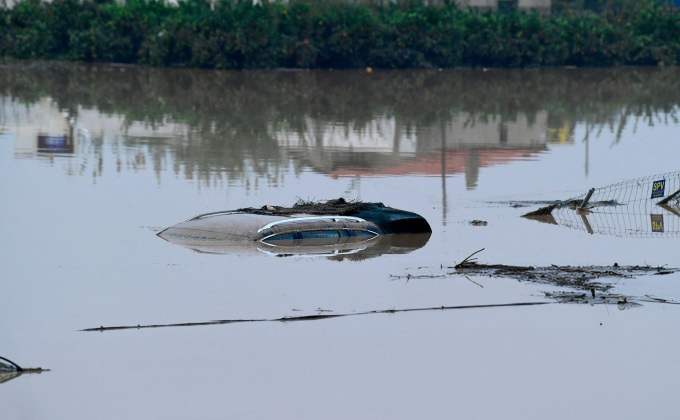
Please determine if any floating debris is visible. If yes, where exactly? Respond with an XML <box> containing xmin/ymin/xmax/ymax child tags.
<box><xmin>543</xmin><ymin>291</ymin><xmax>640</xmax><ymax>308</ymax></box>
<box><xmin>81</xmin><ymin>248</ymin><xmax>677</xmax><ymax>333</ymax></box>
<box><xmin>493</xmin><ymin>199</ymin><xmax>618</xmax><ymax>211</ymax></box>
<box><xmin>238</xmin><ymin>198</ymin><xmax>369</xmax><ymax>216</ymax></box>
<box><xmin>469</xmin><ymin>220</ymin><xmax>488</xmax><ymax>226</ymax></box>
<box><xmin>390</xmin><ymin>248</ymin><xmax>675</xmax><ymax>306</ymax></box>
<box><xmin>454</xmin><ymin>260</ymin><xmax>656</xmax><ymax>292</ymax></box>
<box><xmin>81</xmin><ymin>301</ymin><xmax>549</xmax><ymax>332</ymax></box>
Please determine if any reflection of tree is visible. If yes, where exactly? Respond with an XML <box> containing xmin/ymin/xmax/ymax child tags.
<box><xmin>2</xmin><ymin>63</ymin><xmax>680</xmax><ymax>183</ymax></box>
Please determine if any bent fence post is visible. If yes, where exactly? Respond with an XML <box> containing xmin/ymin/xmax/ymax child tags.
<box><xmin>579</xmin><ymin>188</ymin><xmax>595</xmax><ymax>209</ymax></box>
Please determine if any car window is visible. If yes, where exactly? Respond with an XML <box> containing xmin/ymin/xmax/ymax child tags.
<box><xmin>265</xmin><ymin>233</ymin><xmax>295</xmax><ymax>241</ymax></box>
<box><xmin>300</xmin><ymin>230</ymin><xmax>341</xmax><ymax>239</ymax></box>
<box><xmin>266</xmin><ymin>229</ymin><xmax>375</xmax><ymax>241</ymax></box>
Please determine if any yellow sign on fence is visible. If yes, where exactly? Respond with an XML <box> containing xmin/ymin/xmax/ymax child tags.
<box><xmin>651</xmin><ymin>180</ymin><xmax>666</xmax><ymax>199</ymax></box>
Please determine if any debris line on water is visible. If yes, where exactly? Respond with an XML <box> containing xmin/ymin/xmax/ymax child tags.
<box><xmin>82</xmin><ymin>302</ymin><xmax>550</xmax><ymax>332</ymax></box>
<box><xmin>391</xmin><ymin>248</ymin><xmax>675</xmax><ymax>306</ymax></box>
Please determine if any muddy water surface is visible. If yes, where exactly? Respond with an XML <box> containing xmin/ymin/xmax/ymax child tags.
<box><xmin>1</xmin><ymin>63</ymin><xmax>680</xmax><ymax>419</ymax></box>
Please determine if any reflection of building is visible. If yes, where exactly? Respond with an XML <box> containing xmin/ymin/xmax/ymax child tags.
<box><xmin>1</xmin><ymin>98</ymin><xmax>76</xmax><ymax>158</ymax></box>
<box><xmin>4</xmin><ymin>95</ymin><xmax>560</xmax><ymax>191</ymax></box>
<box><xmin>415</xmin><ymin>112</ymin><xmax>548</xmax><ymax>189</ymax></box>
<box><xmin>329</xmin><ymin>149</ymin><xmax>542</xmax><ymax>185</ymax></box>
<box><xmin>418</xmin><ymin>112</ymin><xmax>547</xmax><ymax>151</ymax></box>
<box><xmin>1</xmin><ymin>97</ymin><xmax>198</xmax><ymax>179</ymax></box>
<box><xmin>272</xmin><ymin>112</ymin><xmax>548</xmax><ymax>189</ymax></box>
<box><xmin>271</xmin><ymin>117</ymin><xmax>417</xmax><ymax>175</ymax></box>
<box><xmin>1</xmin><ymin>97</ymin><xmax>191</xmax><ymax>157</ymax></box>
<box><xmin>3</xmin><ymin>95</ymin><xmax>566</xmax><ymax>191</ymax></box>
<box><xmin>273</xmin><ymin>117</ymin><xmax>417</xmax><ymax>156</ymax></box>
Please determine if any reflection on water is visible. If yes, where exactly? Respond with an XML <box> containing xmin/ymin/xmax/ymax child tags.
<box><xmin>0</xmin><ymin>371</ymin><xmax>22</xmax><ymax>385</ymax></box>
<box><xmin>0</xmin><ymin>357</ymin><xmax>46</xmax><ymax>385</ymax></box>
<box><xmin>527</xmin><ymin>201</ymin><xmax>680</xmax><ymax>238</ymax></box>
<box><xmin>162</xmin><ymin>230</ymin><xmax>431</xmax><ymax>261</ymax></box>
<box><xmin>0</xmin><ymin>371</ymin><xmax>47</xmax><ymax>385</ymax></box>
<box><xmin>2</xmin><ymin>63</ymin><xmax>679</xmax><ymax>190</ymax></box>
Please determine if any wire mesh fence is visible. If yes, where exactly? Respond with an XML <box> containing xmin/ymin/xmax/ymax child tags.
<box><xmin>0</xmin><ymin>361</ymin><xmax>16</xmax><ymax>371</ymax></box>
<box><xmin>524</xmin><ymin>171</ymin><xmax>680</xmax><ymax>238</ymax></box>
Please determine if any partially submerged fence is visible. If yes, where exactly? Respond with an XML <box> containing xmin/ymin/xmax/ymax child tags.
<box><xmin>0</xmin><ymin>357</ymin><xmax>24</xmax><ymax>372</ymax></box>
<box><xmin>524</xmin><ymin>171</ymin><xmax>680</xmax><ymax>238</ymax></box>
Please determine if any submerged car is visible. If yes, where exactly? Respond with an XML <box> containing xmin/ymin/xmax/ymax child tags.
<box><xmin>157</xmin><ymin>200</ymin><xmax>431</xmax><ymax>258</ymax></box>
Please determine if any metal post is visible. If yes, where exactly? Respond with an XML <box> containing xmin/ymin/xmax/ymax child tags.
<box><xmin>579</xmin><ymin>188</ymin><xmax>595</xmax><ymax>209</ymax></box>
<box><xmin>441</xmin><ymin>123</ymin><xmax>447</xmax><ymax>227</ymax></box>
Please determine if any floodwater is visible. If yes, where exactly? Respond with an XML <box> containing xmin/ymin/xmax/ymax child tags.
<box><xmin>1</xmin><ymin>62</ymin><xmax>680</xmax><ymax>419</ymax></box>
